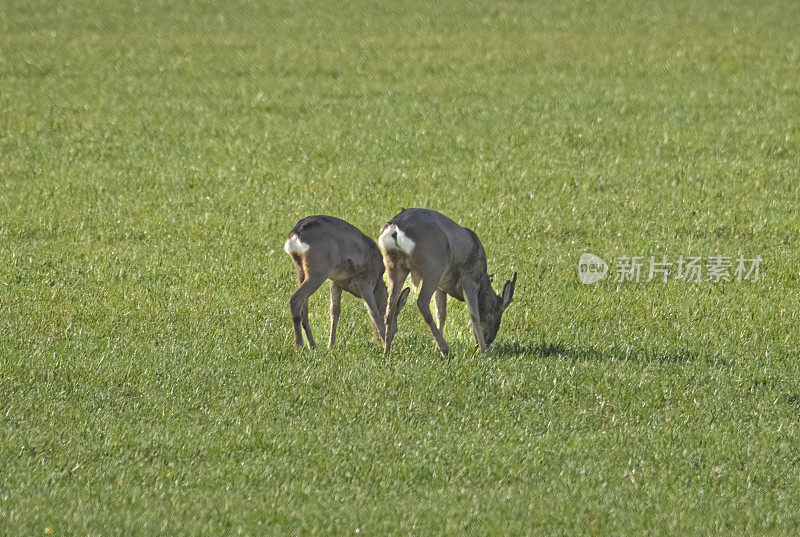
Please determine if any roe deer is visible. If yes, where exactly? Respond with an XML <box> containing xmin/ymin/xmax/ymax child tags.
<box><xmin>379</xmin><ymin>208</ymin><xmax>516</xmax><ymax>356</ymax></box>
<box><xmin>285</xmin><ymin>215</ymin><xmax>408</xmax><ymax>348</ymax></box>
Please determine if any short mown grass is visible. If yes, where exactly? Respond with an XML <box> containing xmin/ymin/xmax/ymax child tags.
<box><xmin>1</xmin><ymin>0</ymin><xmax>799</xmax><ymax>534</ymax></box>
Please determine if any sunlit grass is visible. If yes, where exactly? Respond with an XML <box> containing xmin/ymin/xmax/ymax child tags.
<box><xmin>1</xmin><ymin>0</ymin><xmax>799</xmax><ymax>534</ymax></box>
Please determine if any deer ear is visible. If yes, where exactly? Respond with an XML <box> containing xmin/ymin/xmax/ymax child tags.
<box><xmin>501</xmin><ymin>272</ymin><xmax>517</xmax><ymax>311</ymax></box>
<box><xmin>397</xmin><ymin>287</ymin><xmax>411</xmax><ymax>312</ymax></box>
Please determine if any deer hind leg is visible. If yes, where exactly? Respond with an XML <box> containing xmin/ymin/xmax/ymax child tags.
<box><xmin>329</xmin><ymin>282</ymin><xmax>342</xmax><ymax>348</ymax></box>
<box><xmin>417</xmin><ymin>276</ymin><xmax>449</xmax><ymax>357</ymax></box>
<box><xmin>289</xmin><ymin>257</ymin><xmax>327</xmax><ymax>348</ymax></box>
<box><xmin>300</xmin><ymin>297</ymin><xmax>316</xmax><ymax>348</ymax></box>
<box><xmin>383</xmin><ymin>252</ymin><xmax>410</xmax><ymax>355</ymax></box>
<box><xmin>290</xmin><ymin>275</ymin><xmax>325</xmax><ymax>348</ymax></box>
<box><xmin>289</xmin><ymin>258</ymin><xmax>307</xmax><ymax>346</ymax></box>
<box><xmin>434</xmin><ymin>289</ymin><xmax>447</xmax><ymax>331</ymax></box>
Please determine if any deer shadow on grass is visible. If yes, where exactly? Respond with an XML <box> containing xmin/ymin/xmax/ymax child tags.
<box><xmin>488</xmin><ymin>338</ymin><xmax>722</xmax><ymax>366</ymax></box>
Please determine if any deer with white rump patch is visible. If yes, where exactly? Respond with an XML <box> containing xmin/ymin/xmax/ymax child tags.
<box><xmin>379</xmin><ymin>208</ymin><xmax>517</xmax><ymax>356</ymax></box>
<box><xmin>285</xmin><ymin>215</ymin><xmax>405</xmax><ymax>348</ymax></box>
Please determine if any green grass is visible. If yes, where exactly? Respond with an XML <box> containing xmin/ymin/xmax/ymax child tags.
<box><xmin>2</xmin><ymin>0</ymin><xmax>800</xmax><ymax>534</ymax></box>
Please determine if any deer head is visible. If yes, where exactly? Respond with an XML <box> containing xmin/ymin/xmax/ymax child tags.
<box><xmin>478</xmin><ymin>272</ymin><xmax>517</xmax><ymax>346</ymax></box>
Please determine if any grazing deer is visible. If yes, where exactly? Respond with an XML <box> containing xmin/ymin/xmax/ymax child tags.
<box><xmin>285</xmin><ymin>215</ymin><xmax>401</xmax><ymax>348</ymax></box>
<box><xmin>379</xmin><ymin>208</ymin><xmax>516</xmax><ymax>356</ymax></box>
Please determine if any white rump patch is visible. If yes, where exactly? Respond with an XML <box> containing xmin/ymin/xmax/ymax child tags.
<box><xmin>378</xmin><ymin>224</ymin><xmax>415</xmax><ymax>254</ymax></box>
<box><xmin>284</xmin><ymin>234</ymin><xmax>310</xmax><ymax>255</ymax></box>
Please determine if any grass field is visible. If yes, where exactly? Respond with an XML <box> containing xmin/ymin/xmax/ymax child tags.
<box><xmin>2</xmin><ymin>0</ymin><xmax>800</xmax><ymax>534</ymax></box>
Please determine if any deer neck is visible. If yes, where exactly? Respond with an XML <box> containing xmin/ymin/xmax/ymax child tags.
<box><xmin>374</xmin><ymin>280</ymin><xmax>389</xmax><ymax>316</ymax></box>
<box><xmin>476</xmin><ymin>275</ymin><xmax>497</xmax><ymax>318</ymax></box>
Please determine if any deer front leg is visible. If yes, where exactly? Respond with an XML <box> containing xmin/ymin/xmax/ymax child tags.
<box><xmin>329</xmin><ymin>282</ymin><xmax>342</xmax><ymax>348</ymax></box>
<box><xmin>358</xmin><ymin>281</ymin><xmax>386</xmax><ymax>345</ymax></box>
<box><xmin>463</xmin><ymin>282</ymin><xmax>488</xmax><ymax>353</ymax></box>
<box><xmin>434</xmin><ymin>289</ymin><xmax>447</xmax><ymax>330</ymax></box>
<box><xmin>417</xmin><ymin>280</ymin><xmax>449</xmax><ymax>357</ymax></box>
